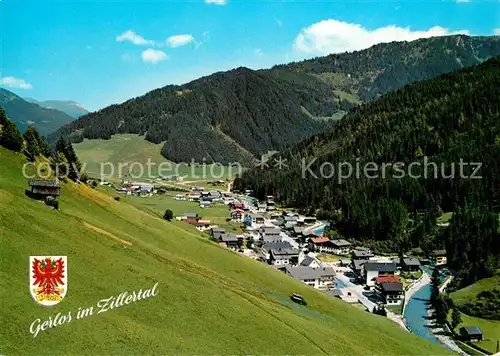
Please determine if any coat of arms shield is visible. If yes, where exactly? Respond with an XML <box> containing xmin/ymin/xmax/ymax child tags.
<box><xmin>30</xmin><ymin>256</ymin><xmax>67</xmax><ymax>306</ymax></box>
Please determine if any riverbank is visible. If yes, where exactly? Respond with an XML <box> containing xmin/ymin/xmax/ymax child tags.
<box><xmin>426</xmin><ymin>307</ymin><xmax>468</xmax><ymax>355</ymax></box>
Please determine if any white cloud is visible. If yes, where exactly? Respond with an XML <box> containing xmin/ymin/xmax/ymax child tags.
<box><xmin>205</xmin><ymin>0</ymin><xmax>227</xmax><ymax>5</ymax></box>
<box><xmin>141</xmin><ymin>49</ymin><xmax>168</xmax><ymax>64</ymax></box>
<box><xmin>274</xmin><ymin>17</ymin><xmax>283</xmax><ymax>26</ymax></box>
<box><xmin>167</xmin><ymin>34</ymin><xmax>195</xmax><ymax>48</ymax></box>
<box><xmin>456</xmin><ymin>0</ymin><xmax>470</xmax><ymax>3</ymax></box>
<box><xmin>0</xmin><ymin>76</ymin><xmax>32</xmax><ymax>89</ymax></box>
<box><xmin>294</xmin><ymin>19</ymin><xmax>469</xmax><ymax>55</ymax></box>
<box><xmin>116</xmin><ymin>30</ymin><xmax>154</xmax><ymax>46</ymax></box>
<box><xmin>494</xmin><ymin>28</ymin><xmax>500</xmax><ymax>35</ymax></box>
<box><xmin>254</xmin><ymin>48</ymin><xmax>263</xmax><ymax>56</ymax></box>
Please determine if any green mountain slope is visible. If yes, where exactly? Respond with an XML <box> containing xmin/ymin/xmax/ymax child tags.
<box><xmin>0</xmin><ymin>148</ymin><xmax>450</xmax><ymax>354</ymax></box>
<box><xmin>0</xmin><ymin>89</ymin><xmax>74</xmax><ymax>136</ymax></box>
<box><xmin>51</xmin><ymin>35</ymin><xmax>500</xmax><ymax>164</ymax></box>
<box><xmin>24</xmin><ymin>97</ymin><xmax>89</xmax><ymax>118</ymax></box>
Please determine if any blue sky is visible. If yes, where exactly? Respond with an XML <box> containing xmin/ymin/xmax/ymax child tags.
<box><xmin>1</xmin><ymin>0</ymin><xmax>499</xmax><ymax>111</ymax></box>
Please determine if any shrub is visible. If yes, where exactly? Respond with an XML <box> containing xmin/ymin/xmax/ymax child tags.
<box><xmin>114</xmin><ymin>196</ymin><xmax>120</xmax><ymax>201</ymax></box>
<box><xmin>163</xmin><ymin>209</ymin><xmax>173</xmax><ymax>221</ymax></box>
<box><xmin>45</xmin><ymin>196</ymin><xmax>59</xmax><ymax>210</ymax></box>
<box><xmin>90</xmin><ymin>181</ymin><xmax>98</xmax><ymax>189</ymax></box>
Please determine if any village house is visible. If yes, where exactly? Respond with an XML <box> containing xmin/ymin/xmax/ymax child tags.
<box><xmin>199</xmin><ymin>200</ymin><xmax>212</xmax><ymax>208</ymax></box>
<box><xmin>352</xmin><ymin>259</ymin><xmax>368</xmax><ymax>279</ymax></box>
<box><xmin>185</xmin><ymin>212</ymin><xmax>199</xmax><ymax>220</ymax></box>
<box><xmin>257</xmin><ymin>204</ymin><xmax>267</xmax><ymax>213</ymax></box>
<box><xmin>330</xmin><ymin>239</ymin><xmax>352</xmax><ymax>255</ymax></box>
<box><xmin>362</xmin><ymin>262</ymin><xmax>397</xmax><ymax>286</ymax></box>
<box><xmin>299</xmin><ymin>255</ymin><xmax>322</xmax><ymax>268</ymax></box>
<box><xmin>375</xmin><ymin>281</ymin><xmax>404</xmax><ymax>305</ymax></box>
<box><xmin>175</xmin><ymin>194</ymin><xmax>186</xmax><ymax>200</ymax></box>
<box><xmin>231</xmin><ymin>209</ymin><xmax>244</xmax><ymax>221</ymax></box>
<box><xmin>188</xmin><ymin>193</ymin><xmax>201</xmax><ymax>201</ymax></box>
<box><xmin>183</xmin><ymin>218</ymin><xmax>212</xmax><ymax>232</ymax></box>
<box><xmin>459</xmin><ymin>327</ymin><xmax>483</xmax><ymax>342</ymax></box>
<box><xmin>269</xmin><ymin>248</ymin><xmax>299</xmax><ymax>266</ymax></box>
<box><xmin>393</xmin><ymin>256</ymin><xmax>422</xmax><ymax>272</ymax></box>
<box><xmin>261</xmin><ymin>241</ymin><xmax>294</xmax><ymax>260</ymax></box>
<box><xmin>210</xmin><ymin>227</ymin><xmax>226</xmax><ymax>240</ymax></box>
<box><xmin>259</xmin><ymin>227</ymin><xmax>281</xmax><ymax>240</ymax></box>
<box><xmin>431</xmin><ymin>249</ymin><xmax>447</xmax><ymax>266</ymax></box>
<box><xmin>352</xmin><ymin>249</ymin><xmax>375</xmax><ymax>260</ymax></box>
<box><xmin>284</xmin><ymin>266</ymin><xmax>336</xmax><ymax>290</ymax></box>
<box><xmin>191</xmin><ymin>186</ymin><xmax>204</xmax><ymax>192</ymax></box>
<box><xmin>219</xmin><ymin>233</ymin><xmax>240</xmax><ymax>249</ymax></box>
<box><xmin>308</xmin><ymin>237</ymin><xmax>336</xmax><ymax>254</ymax></box>
<box><xmin>28</xmin><ymin>179</ymin><xmax>61</xmax><ymax>198</ymax></box>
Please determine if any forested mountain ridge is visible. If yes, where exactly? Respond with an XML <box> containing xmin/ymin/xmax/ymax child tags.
<box><xmin>0</xmin><ymin>89</ymin><xmax>74</xmax><ymax>136</ymax></box>
<box><xmin>269</xmin><ymin>35</ymin><xmax>500</xmax><ymax>101</ymax></box>
<box><xmin>51</xmin><ymin>35</ymin><xmax>500</xmax><ymax>163</ymax></box>
<box><xmin>235</xmin><ymin>56</ymin><xmax>500</xmax><ymax>287</ymax></box>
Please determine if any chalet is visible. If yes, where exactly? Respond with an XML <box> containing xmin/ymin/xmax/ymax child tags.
<box><xmin>210</xmin><ymin>227</ymin><xmax>226</xmax><ymax>240</ymax></box>
<box><xmin>175</xmin><ymin>194</ymin><xmax>186</xmax><ymax>200</ymax></box>
<box><xmin>231</xmin><ymin>209</ymin><xmax>244</xmax><ymax>221</ymax></box>
<box><xmin>375</xmin><ymin>282</ymin><xmax>404</xmax><ymax>305</ymax></box>
<box><xmin>185</xmin><ymin>212</ymin><xmax>199</xmax><ymax>219</ymax></box>
<box><xmin>393</xmin><ymin>256</ymin><xmax>421</xmax><ymax>272</ymax></box>
<box><xmin>252</xmin><ymin>214</ymin><xmax>265</xmax><ymax>225</ymax></box>
<box><xmin>232</xmin><ymin>202</ymin><xmax>245</xmax><ymax>210</ymax></box>
<box><xmin>183</xmin><ymin>218</ymin><xmax>211</xmax><ymax>231</ymax></box>
<box><xmin>285</xmin><ymin>266</ymin><xmax>335</xmax><ymax>290</ymax></box>
<box><xmin>28</xmin><ymin>179</ymin><xmax>60</xmax><ymax>197</ymax></box>
<box><xmin>259</xmin><ymin>227</ymin><xmax>281</xmax><ymax>239</ymax></box>
<box><xmin>292</xmin><ymin>226</ymin><xmax>305</xmax><ymax>238</ymax></box>
<box><xmin>219</xmin><ymin>234</ymin><xmax>239</xmax><ymax>249</ymax></box>
<box><xmin>261</xmin><ymin>241</ymin><xmax>293</xmax><ymax>259</ymax></box>
<box><xmin>269</xmin><ymin>248</ymin><xmax>299</xmax><ymax>266</ymax></box>
<box><xmin>308</xmin><ymin>237</ymin><xmax>336</xmax><ymax>254</ymax></box>
<box><xmin>257</xmin><ymin>204</ymin><xmax>267</xmax><ymax>213</ymax></box>
<box><xmin>299</xmin><ymin>255</ymin><xmax>321</xmax><ymax>268</ymax></box>
<box><xmin>459</xmin><ymin>327</ymin><xmax>483</xmax><ymax>342</ymax></box>
<box><xmin>330</xmin><ymin>239</ymin><xmax>352</xmax><ymax>255</ymax></box>
<box><xmin>431</xmin><ymin>249</ymin><xmax>447</xmax><ymax>266</ymax></box>
<box><xmin>352</xmin><ymin>259</ymin><xmax>368</xmax><ymax>279</ymax></box>
<box><xmin>352</xmin><ymin>249</ymin><xmax>375</xmax><ymax>260</ymax></box>
<box><xmin>191</xmin><ymin>186</ymin><xmax>204</xmax><ymax>192</ymax></box>
<box><xmin>188</xmin><ymin>194</ymin><xmax>201</xmax><ymax>201</ymax></box>
<box><xmin>199</xmin><ymin>200</ymin><xmax>212</xmax><ymax>208</ymax></box>
<box><xmin>363</xmin><ymin>262</ymin><xmax>397</xmax><ymax>286</ymax></box>
<box><xmin>340</xmin><ymin>259</ymin><xmax>351</xmax><ymax>267</ymax></box>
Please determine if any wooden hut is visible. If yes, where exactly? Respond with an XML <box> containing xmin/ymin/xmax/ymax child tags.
<box><xmin>28</xmin><ymin>179</ymin><xmax>61</xmax><ymax>197</ymax></box>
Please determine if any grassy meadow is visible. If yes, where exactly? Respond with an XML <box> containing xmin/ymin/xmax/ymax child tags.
<box><xmin>73</xmin><ymin>134</ymin><xmax>242</xmax><ymax>181</ymax></box>
<box><xmin>0</xmin><ymin>148</ymin><xmax>452</xmax><ymax>354</ymax></box>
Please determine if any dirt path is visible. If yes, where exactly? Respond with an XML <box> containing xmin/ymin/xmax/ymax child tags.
<box><xmin>83</xmin><ymin>222</ymin><xmax>133</xmax><ymax>246</ymax></box>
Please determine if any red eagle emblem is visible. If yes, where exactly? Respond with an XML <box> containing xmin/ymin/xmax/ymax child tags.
<box><xmin>32</xmin><ymin>257</ymin><xmax>65</xmax><ymax>296</ymax></box>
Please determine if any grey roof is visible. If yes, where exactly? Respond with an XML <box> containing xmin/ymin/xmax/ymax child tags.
<box><xmin>379</xmin><ymin>282</ymin><xmax>404</xmax><ymax>292</ymax></box>
<box><xmin>220</xmin><ymin>234</ymin><xmax>239</xmax><ymax>242</ymax></box>
<box><xmin>185</xmin><ymin>212</ymin><xmax>198</xmax><ymax>218</ymax></box>
<box><xmin>340</xmin><ymin>259</ymin><xmax>351</xmax><ymax>265</ymax></box>
<box><xmin>29</xmin><ymin>179</ymin><xmax>60</xmax><ymax>187</ymax></box>
<box><xmin>353</xmin><ymin>250</ymin><xmax>374</xmax><ymax>258</ymax></box>
<box><xmin>353</xmin><ymin>259</ymin><xmax>368</xmax><ymax>271</ymax></box>
<box><xmin>460</xmin><ymin>326</ymin><xmax>483</xmax><ymax>336</ymax></box>
<box><xmin>284</xmin><ymin>222</ymin><xmax>296</xmax><ymax>229</ymax></box>
<box><xmin>299</xmin><ymin>256</ymin><xmax>318</xmax><ymax>267</ymax></box>
<box><xmin>211</xmin><ymin>227</ymin><xmax>225</xmax><ymax>233</ymax></box>
<box><xmin>393</xmin><ymin>257</ymin><xmax>421</xmax><ymax>267</ymax></box>
<box><xmin>270</xmin><ymin>248</ymin><xmax>298</xmax><ymax>256</ymax></box>
<box><xmin>285</xmin><ymin>216</ymin><xmax>298</xmax><ymax>221</ymax></box>
<box><xmin>262</xmin><ymin>234</ymin><xmax>282</xmax><ymax>243</ymax></box>
<box><xmin>285</xmin><ymin>266</ymin><xmax>335</xmax><ymax>280</ymax></box>
<box><xmin>364</xmin><ymin>262</ymin><xmax>397</xmax><ymax>273</ymax></box>
<box><xmin>262</xmin><ymin>241</ymin><xmax>293</xmax><ymax>252</ymax></box>
<box><xmin>355</xmin><ymin>246</ymin><xmax>371</xmax><ymax>252</ymax></box>
<box><xmin>260</xmin><ymin>227</ymin><xmax>280</xmax><ymax>234</ymax></box>
<box><xmin>433</xmin><ymin>249</ymin><xmax>447</xmax><ymax>256</ymax></box>
<box><xmin>331</xmin><ymin>239</ymin><xmax>351</xmax><ymax>247</ymax></box>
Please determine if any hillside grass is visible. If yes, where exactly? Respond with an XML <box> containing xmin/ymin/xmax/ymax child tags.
<box><xmin>0</xmin><ymin>148</ymin><xmax>452</xmax><ymax>354</ymax></box>
<box><xmin>451</xmin><ymin>275</ymin><xmax>500</xmax><ymax>307</ymax></box>
<box><xmin>74</xmin><ymin>134</ymin><xmax>240</xmax><ymax>180</ymax></box>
